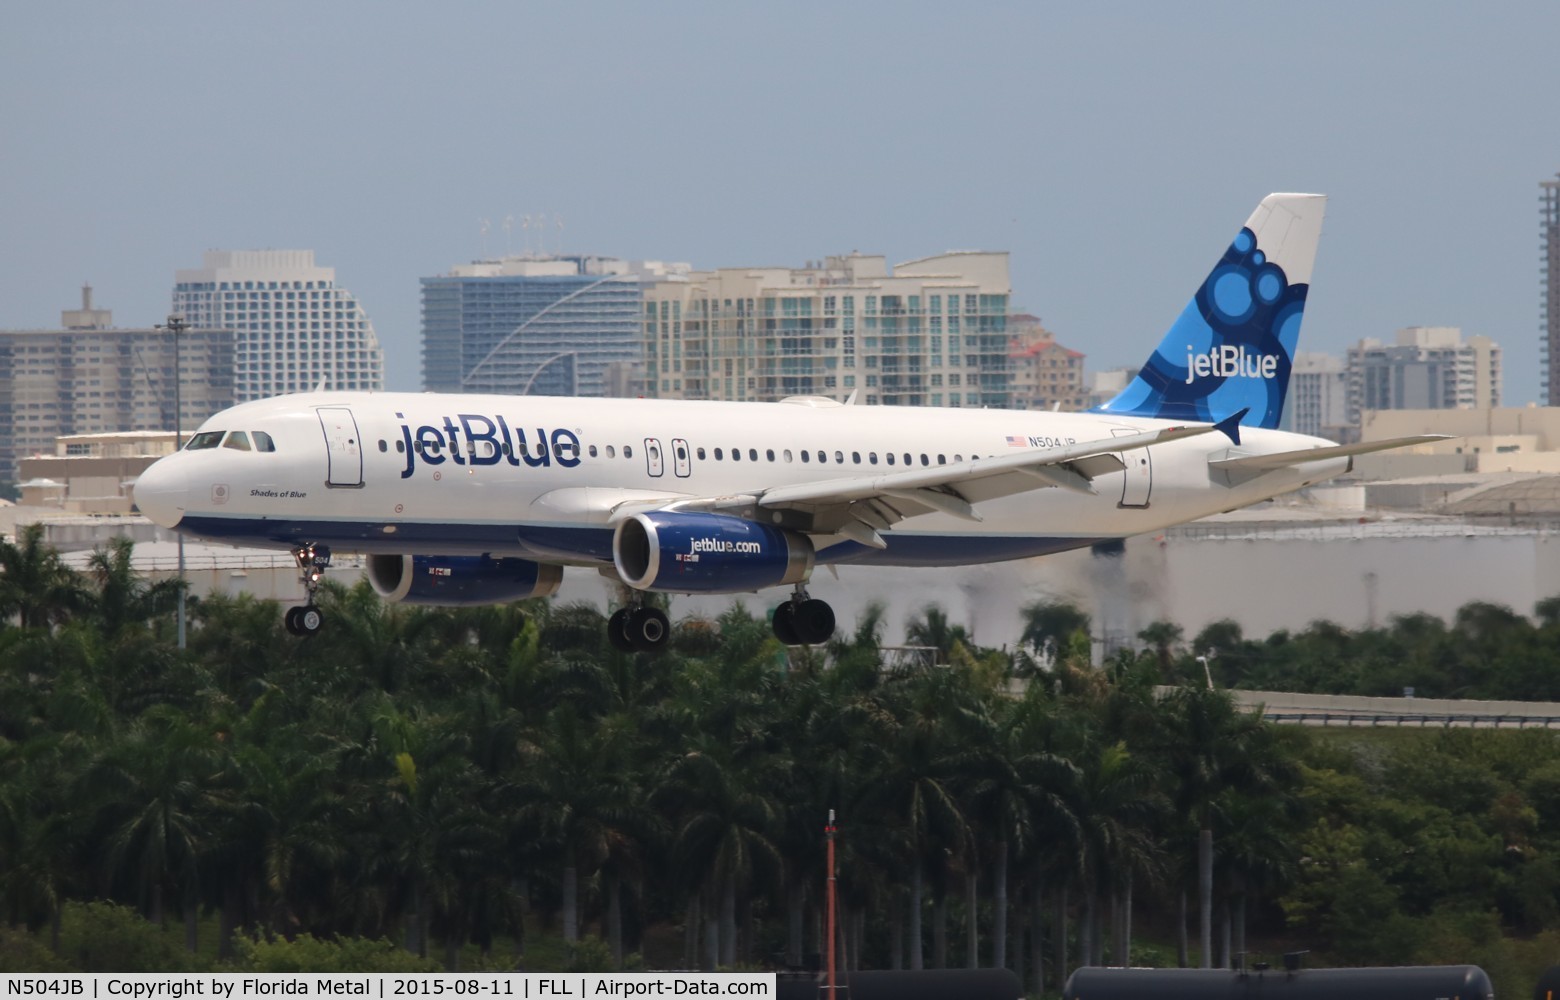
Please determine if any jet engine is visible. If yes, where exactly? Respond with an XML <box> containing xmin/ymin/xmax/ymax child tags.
<box><xmin>614</xmin><ymin>511</ymin><xmax>813</xmax><ymax>593</ymax></box>
<box><xmin>367</xmin><ymin>554</ymin><xmax>563</xmax><ymax>606</ymax></box>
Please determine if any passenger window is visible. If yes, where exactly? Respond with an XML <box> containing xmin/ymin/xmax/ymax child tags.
<box><xmin>938</xmin><ymin>454</ymin><xmax>946</xmax><ymax>464</ymax></box>
<box><xmin>801</xmin><ymin>451</ymin><xmax>810</xmax><ymax>463</ymax></box>
<box><xmin>650</xmin><ymin>445</ymin><xmax>660</xmax><ymax>462</ymax></box>
<box><xmin>766</xmin><ymin>449</ymin><xmax>775</xmax><ymax>462</ymax></box>
<box><xmin>869</xmin><ymin>453</ymin><xmax>878</xmax><ymax>465</ymax></box>
<box><xmin>606</xmin><ymin>445</ymin><xmax>616</xmax><ymax>459</ymax></box>
<box><xmin>835</xmin><ymin>451</ymin><xmax>844</xmax><ymax>464</ymax></box>
<box><xmin>676</xmin><ymin>445</ymin><xmax>686</xmax><ymax>461</ymax></box>
<box><xmin>589</xmin><ymin>445</ymin><xmax>598</xmax><ymax>458</ymax></box>
<box><xmin>887</xmin><ymin>453</ymin><xmax>896</xmax><ymax>465</ymax></box>
<box><xmin>783</xmin><ymin>450</ymin><xmax>793</xmax><ymax>462</ymax></box>
<box><xmin>852</xmin><ymin>451</ymin><xmax>861</xmax><ymax>464</ymax></box>
<box><xmin>904</xmin><ymin>453</ymin><xmax>912</xmax><ymax>466</ymax></box>
<box><xmin>696</xmin><ymin>447</ymin><xmax>706</xmax><ymax>460</ymax></box>
<box><xmin>186</xmin><ymin>430</ymin><xmax>224</xmax><ymax>450</ymax></box>
<box><xmin>377</xmin><ymin>440</ymin><xmax>387</xmax><ymax>453</ymax></box>
<box><xmin>223</xmin><ymin>431</ymin><xmax>251</xmax><ymax>451</ymax></box>
<box><xmin>714</xmin><ymin>447</ymin><xmax>724</xmax><ymax>460</ymax></box>
<box><xmin>920</xmin><ymin>454</ymin><xmax>929</xmax><ymax>466</ymax></box>
<box><xmin>954</xmin><ymin>454</ymin><xmax>963</xmax><ymax>462</ymax></box>
<box><xmin>624</xmin><ymin>445</ymin><xmax>633</xmax><ymax>459</ymax></box>
<box><xmin>503</xmin><ymin>443</ymin><xmax>513</xmax><ymax>457</ymax></box>
<box><xmin>748</xmin><ymin>448</ymin><xmax>757</xmax><ymax>461</ymax></box>
<box><xmin>395</xmin><ymin>439</ymin><xmax>405</xmax><ymax>454</ymax></box>
<box><xmin>253</xmin><ymin>431</ymin><xmax>276</xmax><ymax>453</ymax></box>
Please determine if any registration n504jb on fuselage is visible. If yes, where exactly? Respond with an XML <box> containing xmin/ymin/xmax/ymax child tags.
<box><xmin>134</xmin><ymin>193</ymin><xmax>1441</xmax><ymax>650</ymax></box>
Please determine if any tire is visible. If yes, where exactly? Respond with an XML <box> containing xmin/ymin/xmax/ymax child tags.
<box><xmin>772</xmin><ymin>602</ymin><xmax>800</xmax><ymax>645</ymax></box>
<box><xmin>607</xmin><ymin>608</ymin><xmax>636</xmax><ymax>653</ymax></box>
<box><xmin>284</xmin><ymin>607</ymin><xmax>302</xmax><ymax>636</ymax></box>
<box><xmin>297</xmin><ymin>605</ymin><xmax>324</xmax><ymax>636</ymax></box>
<box><xmin>794</xmin><ymin>599</ymin><xmax>836</xmax><ymax>645</ymax></box>
<box><xmin>629</xmin><ymin>607</ymin><xmax>670</xmax><ymax>652</ymax></box>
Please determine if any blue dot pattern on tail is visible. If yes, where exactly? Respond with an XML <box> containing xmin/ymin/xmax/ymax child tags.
<box><xmin>1095</xmin><ymin>226</ymin><xmax>1308</xmax><ymax>430</ymax></box>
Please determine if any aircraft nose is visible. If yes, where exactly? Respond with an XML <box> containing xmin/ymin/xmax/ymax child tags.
<box><xmin>134</xmin><ymin>456</ymin><xmax>188</xmax><ymax>529</ymax></box>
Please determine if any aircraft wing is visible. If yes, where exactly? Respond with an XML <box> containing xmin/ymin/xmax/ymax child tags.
<box><xmin>608</xmin><ymin>423</ymin><xmax>1215</xmax><ymax>549</ymax></box>
<box><xmin>1207</xmin><ymin>435</ymin><xmax>1452</xmax><ymax>472</ymax></box>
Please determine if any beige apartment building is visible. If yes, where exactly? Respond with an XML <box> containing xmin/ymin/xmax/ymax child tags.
<box><xmin>1007</xmin><ymin>314</ymin><xmax>1088</xmax><ymax>411</ymax></box>
<box><xmin>0</xmin><ymin>287</ymin><xmax>234</xmax><ymax>488</ymax></box>
<box><xmin>642</xmin><ymin>251</ymin><xmax>1015</xmax><ymax>407</ymax></box>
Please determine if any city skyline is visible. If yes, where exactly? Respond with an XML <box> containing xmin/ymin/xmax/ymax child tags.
<box><xmin>4</xmin><ymin>4</ymin><xmax>1558</xmax><ymax>402</ymax></box>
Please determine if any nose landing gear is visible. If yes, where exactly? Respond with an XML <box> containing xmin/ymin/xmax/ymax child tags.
<box><xmin>285</xmin><ymin>544</ymin><xmax>330</xmax><ymax>637</ymax></box>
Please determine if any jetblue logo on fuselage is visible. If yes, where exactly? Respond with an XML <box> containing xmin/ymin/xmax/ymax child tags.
<box><xmin>1184</xmin><ymin>345</ymin><xmax>1279</xmax><ymax>384</ymax></box>
<box><xmin>397</xmin><ymin>412</ymin><xmax>581</xmax><ymax>479</ymax></box>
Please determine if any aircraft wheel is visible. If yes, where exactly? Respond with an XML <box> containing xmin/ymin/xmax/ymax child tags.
<box><xmin>284</xmin><ymin>607</ymin><xmax>303</xmax><ymax>636</ymax></box>
<box><xmin>772</xmin><ymin>601</ymin><xmax>800</xmax><ymax>646</ymax></box>
<box><xmin>295</xmin><ymin>605</ymin><xmax>323</xmax><ymax>637</ymax></box>
<box><xmin>794</xmin><ymin>599</ymin><xmax>836</xmax><ymax>645</ymax></box>
<box><xmin>628</xmin><ymin>607</ymin><xmax>670</xmax><ymax>652</ymax></box>
<box><xmin>607</xmin><ymin>608</ymin><xmax>636</xmax><ymax>653</ymax></box>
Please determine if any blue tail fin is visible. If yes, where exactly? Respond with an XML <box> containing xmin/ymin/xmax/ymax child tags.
<box><xmin>1093</xmin><ymin>193</ymin><xmax>1327</xmax><ymax>430</ymax></box>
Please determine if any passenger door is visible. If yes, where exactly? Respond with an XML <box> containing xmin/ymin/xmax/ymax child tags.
<box><xmin>317</xmin><ymin>406</ymin><xmax>364</xmax><ymax>488</ymax></box>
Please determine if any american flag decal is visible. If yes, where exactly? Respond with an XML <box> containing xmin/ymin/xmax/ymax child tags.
<box><xmin>1006</xmin><ymin>435</ymin><xmax>1026</xmax><ymax>447</ymax></box>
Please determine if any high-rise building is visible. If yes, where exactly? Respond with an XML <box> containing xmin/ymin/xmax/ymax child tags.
<box><xmin>172</xmin><ymin>250</ymin><xmax>383</xmax><ymax>402</ymax></box>
<box><xmin>421</xmin><ymin>255</ymin><xmax>676</xmax><ymax>397</ymax></box>
<box><xmin>1346</xmin><ymin>326</ymin><xmax>1501</xmax><ymax>426</ymax></box>
<box><xmin>642</xmin><ymin>251</ymin><xmax>1012</xmax><ymax>407</ymax></box>
<box><xmin>0</xmin><ymin>286</ymin><xmax>234</xmax><ymax>488</ymax></box>
<box><xmin>1284</xmin><ymin>352</ymin><xmax>1350</xmax><ymax>441</ymax></box>
<box><xmin>1544</xmin><ymin>174</ymin><xmax>1560</xmax><ymax>403</ymax></box>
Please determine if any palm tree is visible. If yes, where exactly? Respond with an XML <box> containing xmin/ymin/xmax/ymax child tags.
<box><xmin>1156</xmin><ymin>686</ymin><xmax>1281</xmax><ymax>968</ymax></box>
<box><xmin>1019</xmin><ymin>600</ymin><xmax>1091</xmax><ymax>668</ymax></box>
<box><xmin>655</xmin><ymin>734</ymin><xmax>784</xmax><ymax>969</ymax></box>
<box><xmin>84</xmin><ymin>705</ymin><xmax>235</xmax><ymax>952</ymax></box>
<box><xmin>0</xmin><ymin>523</ymin><xmax>85</xmax><ymax>629</ymax></box>
<box><xmin>905</xmin><ymin>604</ymin><xmax>971</xmax><ymax>664</ymax></box>
<box><xmin>1137</xmin><ymin>621</ymin><xmax>1184</xmax><ymax>683</ymax></box>
<box><xmin>84</xmin><ymin>537</ymin><xmax>183</xmax><ymax>640</ymax></box>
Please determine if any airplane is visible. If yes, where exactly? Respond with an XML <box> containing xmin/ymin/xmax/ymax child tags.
<box><xmin>133</xmin><ymin>193</ymin><xmax>1444</xmax><ymax>651</ymax></box>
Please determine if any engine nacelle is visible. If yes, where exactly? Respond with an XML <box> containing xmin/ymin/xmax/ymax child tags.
<box><xmin>367</xmin><ymin>554</ymin><xmax>563</xmax><ymax>606</ymax></box>
<box><xmin>614</xmin><ymin>511</ymin><xmax>814</xmax><ymax>594</ymax></box>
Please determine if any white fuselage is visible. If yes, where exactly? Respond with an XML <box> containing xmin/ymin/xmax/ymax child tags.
<box><xmin>134</xmin><ymin>390</ymin><xmax>1346</xmax><ymax>583</ymax></box>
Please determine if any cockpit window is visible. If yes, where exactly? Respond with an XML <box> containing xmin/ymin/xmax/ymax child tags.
<box><xmin>223</xmin><ymin>431</ymin><xmax>251</xmax><ymax>451</ymax></box>
<box><xmin>253</xmin><ymin>431</ymin><xmax>276</xmax><ymax>452</ymax></box>
<box><xmin>185</xmin><ymin>431</ymin><xmax>225</xmax><ymax>450</ymax></box>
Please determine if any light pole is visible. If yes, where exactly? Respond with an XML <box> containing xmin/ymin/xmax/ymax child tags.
<box><xmin>1196</xmin><ymin>651</ymin><xmax>1216</xmax><ymax>690</ymax></box>
<box><xmin>157</xmin><ymin>314</ymin><xmax>188</xmax><ymax>650</ymax></box>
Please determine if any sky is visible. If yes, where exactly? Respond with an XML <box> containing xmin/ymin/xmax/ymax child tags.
<box><xmin>4</xmin><ymin>3</ymin><xmax>1559</xmax><ymax>402</ymax></box>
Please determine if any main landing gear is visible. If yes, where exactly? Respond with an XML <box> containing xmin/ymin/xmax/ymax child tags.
<box><xmin>285</xmin><ymin>544</ymin><xmax>330</xmax><ymax>637</ymax></box>
<box><xmin>772</xmin><ymin>587</ymin><xmax>835</xmax><ymax>646</ymax></box>
<box><xmin>608</xmin><ymin>603</ymin><xmax>671</xmax><ymax>654</ymax></box>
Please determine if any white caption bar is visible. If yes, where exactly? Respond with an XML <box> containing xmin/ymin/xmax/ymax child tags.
<box><xmin>0</xmin><ymin>975</ymin><xmax>776</xmax><ymax>999</ymax></box>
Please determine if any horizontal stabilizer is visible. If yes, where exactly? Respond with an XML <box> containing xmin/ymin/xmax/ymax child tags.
<box><xmin>1208</xmin><ymin>435</ymin><xmax>1452</xmax><ymax>472</ymax></box>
